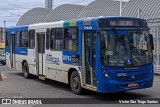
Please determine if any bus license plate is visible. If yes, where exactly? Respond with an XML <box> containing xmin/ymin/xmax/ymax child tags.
<box><xmin>128</xmin><ymin>82</ymin><xmax>139</xmax><ymax>88</ymax></box>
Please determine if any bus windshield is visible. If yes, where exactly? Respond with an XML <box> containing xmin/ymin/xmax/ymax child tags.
<box><xmin>100</xmin><ymin>29</ymin><xmax>153</xmax><ymax>67</ymax></box>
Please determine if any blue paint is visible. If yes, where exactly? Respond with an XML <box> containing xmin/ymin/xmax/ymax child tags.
<box><xmin>5</xmin><ymin>47</ymin><xmax>10</xmax><ymax>53</ymax></box>
<box><xmin>6</xmin><ymin>26</ymin><xmax>28</xmax><ymax>34</ymax></box>
<box><xmin>91</xmin><ymin>18</ymin><xmax>98</xmax><ymax>26</ymax></box>
<box><xmin>15</xmin><ymin>47</ymin><xmax>28</xmax><ymax>55</ymax></box>
<box><xmin>76</xmin><ymin>19</ymin><xmax>83</xmax><ymax>27</ymax></box>
<box><xmin>62</xmin><ymin>52</ymin><xmax>72</xmax><ymax>64</ymax></box>
<box><xmin>98</xmin><ymin>64</ymin><xmax>153</xmax><ymax>93</ymax></box>
<box><xmin>66</xmin><ymin>17</ymin><xmax>153</xmax><ymax>93</ymax></box>
<box><xmin>5</xmin><ymin>26</ymin><xmax>28</xmax><ymax>55</ymax></box>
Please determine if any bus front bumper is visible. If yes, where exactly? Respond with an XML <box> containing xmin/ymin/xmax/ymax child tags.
<box><xmin>99</xmin><ymin>74</ymin><xmax>154</xmax><ymax>93</ymax></box>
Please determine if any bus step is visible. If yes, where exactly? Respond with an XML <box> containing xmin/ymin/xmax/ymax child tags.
<box><xmin>82</xmin><ymin>84</ymin><xmax>97</xmax><ymax>91</ymax></box>
<box><xmin>38</xmin><ymin>75</ymin><xmax>45</xmax><ymax>81</ymax></box>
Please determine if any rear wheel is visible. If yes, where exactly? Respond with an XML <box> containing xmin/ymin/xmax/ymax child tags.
<box><xmin>2</xmin><ymin>62</ymin><xmax>6</xmax><ymax>65</ymax></box>
<box><xmin>70</xmin><ymin>71</ymin><xmax>83</xmax><ymax>95</ymax></box>
<box><xmin>22</xmin><ymin>62</ymin><xmax>30</xmax><ymax>79</ymax></box>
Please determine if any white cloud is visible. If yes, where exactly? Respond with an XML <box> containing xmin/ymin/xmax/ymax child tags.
<box><xmin>0</xmin><ymin>0</ymin><xmax>44</xmax><ymax>27</ymax></box>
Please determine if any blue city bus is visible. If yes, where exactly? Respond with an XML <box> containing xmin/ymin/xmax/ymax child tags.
<box><xmin>5</xmin><ymin>16</ymin><xmax>154</xmax><ymax>94</ymax></box>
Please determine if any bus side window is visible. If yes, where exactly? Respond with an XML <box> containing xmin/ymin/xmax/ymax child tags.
<box><xmin>29</xmin><ymin>30</ymin><xmax>35</xmax><ymax>49</ymax></box>
<box><xmin>46</xmin><ymin>28</ymin><xmax>50</xmax><ymax>50</ymax></box>
<box><xmin>18</xmin><ymin>30</ymin><xmax>28</xmax><ymax>48</ymax></box>
<box><xmin>55</xmin><ymin>28</ymin><xmax>63</xmax><ymax>50</ymax></box>
<box><xmin>6</xmin><ymin>32</ymin><xmax>9</xmax><ymax>47</ymax></box>
<box><xmin>50</xmin><ymin>28</ymin><xmax>63</xmax><ymax>51</ymax></box>
<box><xmin>50</xmin><ymin>29</ymin><xmax>56</xmax><ymax>50</ymax></box>
<box><xmin>64</xmin><ymin>27</ymin><xmax>78</xmax><ymax>51</ymax></box>
<box><xmin>16</xmin><ymin>31</ymin><xmax>20</xmax><ymax>47</ymax></box>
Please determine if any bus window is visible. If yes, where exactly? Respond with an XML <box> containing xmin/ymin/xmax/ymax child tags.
<box><xmin>16</xmin><ymin>32</ymin><xmax>20</xmax><ymax>47</ymax></box>
<box><xmin>64</xmin><ymin>27</ymin><xmax>78</xmax><ymax>51</ymax></box>
<box><xmin>50</xmin><ymin>29</ymin><xmax>56</xmax><ymax>50</ymax></box>
<box><xmin>6</xmin><ymin>32</ymin><xmax>9</xmax><ymax>47</ymax></box>
<box><xmin>56</xmin><ymin>29</ymin><xmax>63</xmax><ymax>50</ymax></box>
<box><xmin>29</xmin><ymin>30</ymin><xmax>35</xmax><ymax>49</ymax></box>
<box><xmin>16</xmin><ymin>31</ymin><xmax>28</xmax><ymax>48</ymax></box>
<box><xmin>50</xmin><ymin>28</ymin><xmax>63</xmax><ymax>50</ymax></box>
<box><xmin>46</xmin><ymin>29</ymin><xmax>50</xmax><ymax>50</ymax></box>
<box><xmin>21</xmin><ymin>31</ymin><xmax>28</xmax><ymax>47</ymax></box>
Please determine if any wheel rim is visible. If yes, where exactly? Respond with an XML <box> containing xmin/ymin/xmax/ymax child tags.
<box><xmin>72</xmin><ymin>76</ymin><xmax>80</xmax><ymax>90</ymax></box>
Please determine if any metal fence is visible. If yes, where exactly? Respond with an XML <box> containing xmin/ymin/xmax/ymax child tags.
<box><xmin>149</xmin><ymin>24</ymin><xmax>160</xmax><ymax>74</ymax></box>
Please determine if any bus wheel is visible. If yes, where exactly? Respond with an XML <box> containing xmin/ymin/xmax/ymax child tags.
<box><xmin>23</xmin><ymin>62</ymin><xmax>30</xmax><ymax>79</ymax></box>
<box><xmin>70</xmin><ymin>71</ymin><xmax>82</xmax><ymax>95</ymax></box>
<box><xmin>2</xmin><ymin>62</ymin><xmax>6</xmax><ymax>65</ymax></box>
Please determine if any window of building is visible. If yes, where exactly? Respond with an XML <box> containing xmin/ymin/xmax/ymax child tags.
<box><xmin>29</xmin><ymin>30</ymin><xmax>35</xmax><ymax>49</ymax></box>
<box><xmin>64</xmin><ymin>27</ymin><xmax>78</xmax><ymax>51</ymax></box>
<box><xmin>46</xmin><ymin>29</ymin><xmax>50</xmax><ymax>50</ymax></box>
<box><xmin>50</xmin><ymin>28</ymin><xmax>63</xmax><ymax>50</ymax></box>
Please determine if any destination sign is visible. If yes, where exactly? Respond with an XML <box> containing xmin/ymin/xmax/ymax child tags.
<box><xmin>110</xmin><ymin>20</ymin><xmax>136</xmax><ymax>26</ymax></box>
<box><xmin>98</xmin><ymin>18</ymin><xmax>148</xmax><ymax>28</ymax></box>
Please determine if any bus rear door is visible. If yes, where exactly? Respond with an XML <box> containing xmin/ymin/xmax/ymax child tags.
<box><xmin>8</xmin><ymin>34</ymin><xmax>15</xmax><ymax>68</ymax></box>
<box><xmin>36</xmin><ymin>31</ymin><xmax>46</xmax><ymax>77</ymax></box>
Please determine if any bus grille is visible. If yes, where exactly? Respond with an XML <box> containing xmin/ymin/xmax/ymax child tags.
<box><xmin>116</xmin><ymin>73</ymin><xmax>148</xmax><ymax>82</ymax></box>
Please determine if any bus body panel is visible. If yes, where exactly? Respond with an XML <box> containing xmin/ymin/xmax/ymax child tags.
<box><xmin>98</xmin><ymin>63</ymin><xmax>154</xmax><ymax>93</ymax></box>
<box><xmin>28</xmin><ymin>21</ymin><xmax>81</xmax><ymax>84</ymax></box>
<box><xmin>5</xmin><ymin>16</ymin><xmax>154</xmax><ymax>93</ymax></box>
<box><xmin>6</xmin><ymin>26</ymin><xmax>28</xmax><ymax>69</ymax></box>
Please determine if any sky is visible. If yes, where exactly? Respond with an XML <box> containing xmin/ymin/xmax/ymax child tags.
<box><xmin>0</xmin><ymin>0</ymin><xmax>129</xmax><ymax>27</ymax></box>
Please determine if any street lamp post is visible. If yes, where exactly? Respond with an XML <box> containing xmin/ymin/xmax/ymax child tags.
<box><xmin>3</xmin><ymin>20</ymin><xmax>6</xmax><ymax>27</ymax></box>
<box><xmin>138</xmin><ymin>9</ymin><xmax>142</xmax><ymax>18</ymax></box>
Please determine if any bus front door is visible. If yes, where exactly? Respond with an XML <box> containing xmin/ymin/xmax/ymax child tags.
<box><xmin>9</xmin><ymin>35</ymin><xmax>15</xmax><ymax>68</ymax></box>
<box><xmin>82</xmin><ymin>31</ymin><xmax>97</xmax><ymax>87</ymax></box>
<box><xmin>36</xmin><ymin>33</ymin><xmax>45</xmax><ymax>76</ymax></box>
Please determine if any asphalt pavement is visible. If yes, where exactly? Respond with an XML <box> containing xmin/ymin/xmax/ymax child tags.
<box><xmin>0</xmin><ymin>65</ymin><xmax>160</xmax><ymax>107</ymax></box>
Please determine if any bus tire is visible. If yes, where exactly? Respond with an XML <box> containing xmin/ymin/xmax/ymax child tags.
<box><xmin>23</xmin><ymin>62</ymin><xmax>30</xmax><ymax>79</ymax></box>
<box><xmin>70</xmin><ymin>71</ymin><xmax>82</xmax><ymax>95</ymax></box>
<box><xmin>2</xmin><ymin>62</ymin><xmax>6</xmax><ymax>65</ymax></box>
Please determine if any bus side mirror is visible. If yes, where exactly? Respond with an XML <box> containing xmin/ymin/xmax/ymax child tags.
<box><xmin>149</xmin><ymin>34</ymin><xmax>154</xmax><ymax>50</ymax></box>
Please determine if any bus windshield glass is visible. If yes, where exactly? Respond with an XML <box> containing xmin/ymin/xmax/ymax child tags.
<box><xmin>100</xmin><ymin>29</ymin><xmax>153</xmax><ymax>67</ymax></box>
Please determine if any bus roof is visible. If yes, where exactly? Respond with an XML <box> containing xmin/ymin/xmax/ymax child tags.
<box><xmin>6</xmin><ymin>25</ymin><xmax>28</xmax><ymax>31</ymax></box>
<box><xmin>63</xmin><ymin>16</ymin><xmax>146</xmax><ymax>27</ymax></box>
<box><xmin>6</xmin><ymin>16</ymin><xmax>146</xmax><ymax>31</ymax></box>
<box><xmin>29</xmin><ymin>21</ymin><xmax>64</xmax><ymax>29</ymax></box>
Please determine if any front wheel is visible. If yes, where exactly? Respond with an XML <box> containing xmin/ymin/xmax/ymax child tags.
<box><xmin>70</xmin><ymin>71</ymin><xmax>83</xmax><ymax>95</ymax></box>
<box><xmin>22</xmin><ymin>62</ymin><xmax>30</xmax><ymax>79</ymax></box>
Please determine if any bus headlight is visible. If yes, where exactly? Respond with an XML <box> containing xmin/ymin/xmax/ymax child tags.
<box><xmin>105</xmin><ymin>73</ymin><xmax>109</xmax><ymax>77</ymax></box>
